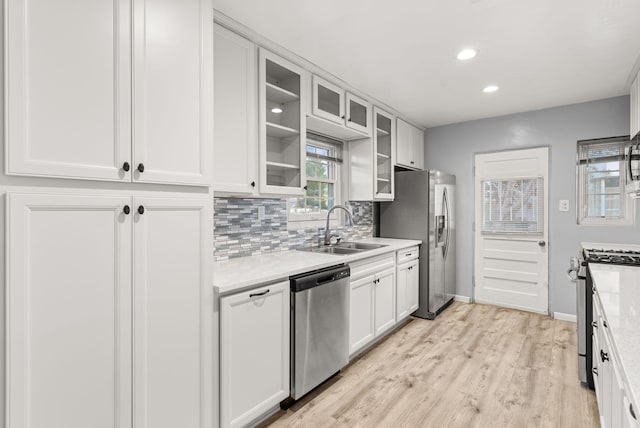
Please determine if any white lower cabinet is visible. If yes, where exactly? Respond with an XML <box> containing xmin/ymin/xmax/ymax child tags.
<box><xmin>593</xmin><ymin>291</ymin><xmax>639</xmax><ymax>428</ymax></box>
<box><xmin>349</xmin><ymin>254</ymin><xmax>396</xmax><ymax>356</ymax></box>
<box><xmin>220</xmin><ymin>281</ymin><xmax>290</xmax><ymax>428</ymax></box>
<box><xmin>6</xmin><ymin>192</ymin><xmax>212</xmax><ymax>428</ymax></box>
<box><xmin>397</xmin><ymin>259</ymin><xmax>419</xmax><ymax>320</ymax></box>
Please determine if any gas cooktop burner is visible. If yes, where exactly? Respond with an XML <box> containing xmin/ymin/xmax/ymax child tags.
<box><xmin>583</xmin><ymin>248</ymin><xmax>640</xmax><ymax>266</ymax></box>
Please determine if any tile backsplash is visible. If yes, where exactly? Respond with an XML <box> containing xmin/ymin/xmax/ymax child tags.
<box><xmin>214</xmin><ymin>198</ymin><xmax>374</xmax><ymax>261</ymax></box>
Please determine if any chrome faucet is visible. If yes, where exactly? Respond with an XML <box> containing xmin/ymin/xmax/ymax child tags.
<box><xmin>324</xmin><ymin>205</ymin><xmax>355</xmax><ymax>246</ymax></box>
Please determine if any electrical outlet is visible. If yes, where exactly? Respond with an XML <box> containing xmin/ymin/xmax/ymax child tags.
<box><xmin>559</xmin><ymin>200</ymin><xmax>569</xmax><ymax>212</ymax></box>
<box><xmin>257</xmin><ymin>206</ymin><xmax>265</xmax><ymax>221</ymax></box>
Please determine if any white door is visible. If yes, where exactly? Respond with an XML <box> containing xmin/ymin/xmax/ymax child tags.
<box><xmin>220</xmin><ymin>281</ymin><xmax>290</xmax><ymax>428</ymax></box>
<box><xmin>5</xmin><ymin>0</ymin><xmax>131</xmax><ymax>181</ymax></box>
<box><xmin>374</xmin><ymin>267</ymin><xmax>396</xmax><ymax>336</ymax></box>
<box><xmin>133</xmin><ymin>0</ymin><xmax>213</xmax><ymax>185</ymax></box>
<box><xmin>349</xmin><ymin>275</ymin><xmax>375</xmax><ymax>355</ymax></box>
<box><xmin>133</xmin><ymin>196</ymin><xmax>213</xmax><ymax>428</ymax></box>
<box><xmin>213</xmin><ymin>24</ymin><xmax>258</xmax><ymax>194</ymax></box>
<box><xmin>6</xmin><ymin>193</ymin><xmax>133</xmax><ymax>428</ymax></box>
<box><xmin>474</xmin><ymin>147</ymin><xmax>549</xmax><ymax>313</ymax></box>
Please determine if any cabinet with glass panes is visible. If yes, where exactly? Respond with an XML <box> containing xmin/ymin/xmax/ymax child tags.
<box><xmin>259</xmin><ymin>48</ymin><xmax>307</xmax><ymax>195</ymax></box>
<box><xmin>373</xmin><ymin>107</ymin><xmax>395</xmax><ymax>200</ymax></box>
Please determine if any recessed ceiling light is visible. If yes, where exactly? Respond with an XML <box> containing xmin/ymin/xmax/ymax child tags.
<box><xmin>271</xmin><ymin>107</ymin><xmax>283</xmax><ymax>113</ymax></box>
<box><xmin>456</xmin><ymin>49</ymin><xmax>476</xmax><ymax>61</ymax></box>
<box><xmin>482</xmin><ymin>85</ymin><xmax>499</xmax><ymax>93</ymax></box>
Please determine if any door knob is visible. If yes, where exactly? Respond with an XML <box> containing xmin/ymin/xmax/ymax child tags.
<box><xmin>538</xmin><ymin>240</ymin><xmax>546</xmax><ymax>247</ymax></box>
<box><xmin>122</xmin><ymin>162</ymin><xmax>130</xmax><ymax>172</ymax></box>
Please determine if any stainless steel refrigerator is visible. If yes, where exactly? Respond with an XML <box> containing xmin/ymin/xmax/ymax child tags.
<box><xmin>379</xmin><ymin>170</ymin><xmax>456</xmax><ymax>319</ymax></box>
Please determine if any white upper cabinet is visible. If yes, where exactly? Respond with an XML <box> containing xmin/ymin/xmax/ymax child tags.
<box><xmin>396</xmin><ymin>118</ymin><xmax>424</xmax><ymax>170</ymax></box>
<box><xmin>308</xmin><ymin>75</ymin><xmax>371</xmax><ymax>140</ymax></box>
<box><xmin>630</xmin><ymin>71</ymin><xmax>640</xmax><ymax>140</ymax></box>
<box><xmin>5</xmin><ymin>0</ymin><xmax>132</xmax><ymax>181</ymax></box>
<box><xmin>5</xmin><ymin>0</ymin><xmax>213</xmax><ymax>186</ymax></box>
<box><xmin>259</xmin><ymin>48</ymin><xmax>307</xmax><ymax>196</ymax></box>
<box><xmin>132</xmin><ymin>0</ymin><xmax>213</xmax><ymax>185</ymax></box>
<box><xmin>374</xmin><ymin>107</ymin><xmax>395</xmax><ymax>200</ymax></box>
<box><xmin>213</xmin><ymin>24</ymin><xmax>258</xmax><ymax>195</ymax></box>
<box><xmin>312</xmin><ymin>75</ymin><xmax>345</xmax><ymax>125</ymax></box>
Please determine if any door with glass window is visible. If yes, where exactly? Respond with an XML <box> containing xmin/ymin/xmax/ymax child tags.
<box><xmin>474</xmin><ymin>147</ymin><xmax>549</xmax><ymax>313</ymax></box>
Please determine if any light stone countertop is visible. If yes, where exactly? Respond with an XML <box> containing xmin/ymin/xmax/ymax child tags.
<box><xmin>589</xmin><ymin>264</ymin><xmax>640</xmax><ymax>415</ymax></box>
<box><xmin>213</xmin><ymin>237</ymin><xmax>422</xmax><ymax>296</ymax></box>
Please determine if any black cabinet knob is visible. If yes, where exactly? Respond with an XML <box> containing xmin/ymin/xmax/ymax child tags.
<box><xmin>122</xmin><ymin>162</ymin><xmax>130</xmax><ymax>172</ymax></box>
<box><xmin>348</xmin><ymin>118</ymin><xmax>352</xmax><ymax>122</ymax></box>
<box><xmin>138</xmin><ymin>206</ymin><xmax>145</xmax><ymax>215</ymax></box>
<box><xmin>592</xmin><ymin>367</ymin><xmax>598</xmax><ymax>376</ymax></box>
<box><xmin>304</xmin><ymin>185</ymin><xmax>308</xmax><ymax>190</ymax></box>
<box><xmin>341</xmin><ymin>115</ymin><xmax>345</xmax><ymax>119</ymax></box>
<box><xmin>123</xmin><ymin>205</ymin><xmax>131</xmax><ymax>215</ymax></box>
<box><xmin>600</xmin><ymin>349</ymin><xmax>609</xmax><ymax>363</ymax></box>
<box><xmin>137</xmin><ymin>163</ymin><xmax>145</xmax><ymax>173</ymax></box>
<box><xmin>251</xmin><ymin>181</ymin><xmax>256</xmax><ymax>188</ymax></box>
<box><xmin>410</xmin><ymin>161</ymin><xmax>415</xmax><ymax>164</ymax></box>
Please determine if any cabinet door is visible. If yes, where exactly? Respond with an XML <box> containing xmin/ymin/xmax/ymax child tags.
<box><xmin>407</xmin><ymin>260</ymin><xmax>420</xmax><ymax>313</ymax></box>
<box><xmin>312</xmin><ymin>75</ymin><xmax>345</xmax><ymax>124</ymax></box>
<box><xmin>214</xmin><ymin>24</ymin><xmax>258</xmax><ymax>194</ymax></box>
<box><xmin>345</xmin><ymin>92</ymin><xmax>371</xmax><ymax>134</ymax></box>
<box><xmin>220</xmin><ymin>281</ymin><xmax>290</xmax><ymax>428</ymax></box>
<box><xmin>6</xmin><ymin>0</ymin><xmax>131</xmax><ymax>182</ymax></box>
<box><xmin>374</xmin><ymin>107</ymin><xmax>395</xmax><ymax>201</ymax></box>
<box><xmin>133</xmin><ymin>196</ymin><xmax>213</xmax><ymax>428</ymax></box>
<box><xmin>631</xmin><ymin>74</ymin><xmax>639</xmax><ymax>139</ymax></box>
<box><xmin>133</xmin><ymin>0</ymin><xmax>213</xmax><ymax>185</ymax></box>
<box><xmin>374</xmin><ymin>267</ymin><xmax>396</xmax><ymax>336</ymax></box>
<box><xmin>396</xmin><ymin>118</ymin><xmax>413</xmax><ymax>168</ymax></box>
<box><xmin>350</xmin><ymin>275</ymin><xmax>375</xmax><ymax>355</ymax></box>
<box><xmin>412</xmin><ymin>125</ymin><xmax>425</xmax><ymax>170</ymax></box>
<box><xmin>611</xmin><ymin>354</ymin><xmax>625</xmax><ymax>428</ymax></box>
<box><xmin>7</xmin><ymin>193</ymin><xmax>133</xmax><ymax>428</ymax></box>
<box><xmin>396</xmin><ymin>263</ymin><xmax>410</xmax><ymax>320</ymax></box>
<box><xmin>259</xmin><ymin>48</ymin><xmax>307</xmax><ymax>195</ymax></box>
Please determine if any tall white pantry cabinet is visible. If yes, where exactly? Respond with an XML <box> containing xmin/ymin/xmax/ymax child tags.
<box><xmin>3</xmin><ymin>1</ymin><xmax>214</xmax><ymax>428</ymax></box>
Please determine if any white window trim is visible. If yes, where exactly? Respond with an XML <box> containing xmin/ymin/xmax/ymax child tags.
<box><xmin>287</xmin><ymin>138</ymin><xmax>343</xmax><ymax>228</ymax></box>
<box><xmin>577</xmin><ymin>139</ymin><xmax>635</xmax><ymax>226</ymax></box>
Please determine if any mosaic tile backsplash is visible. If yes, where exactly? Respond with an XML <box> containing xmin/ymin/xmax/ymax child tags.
<box><xmin>214</xmin><ymin>198</ymin><xmax>374</xmax><ymax>261</ymax></box>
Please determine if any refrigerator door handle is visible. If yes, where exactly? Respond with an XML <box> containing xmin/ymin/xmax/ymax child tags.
<box><xmin>443</xmin><ymin>187</ymin><xmax>450</xmax><ymax>260</ymax></box>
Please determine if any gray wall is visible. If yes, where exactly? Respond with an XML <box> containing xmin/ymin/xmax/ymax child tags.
<box><xmin>424</xmin><ymin>95</ymin><xmax>640</xmax><ymax>316</ymax></box>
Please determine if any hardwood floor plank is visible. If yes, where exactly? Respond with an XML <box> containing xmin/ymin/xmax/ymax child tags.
<box><xmin>263</xmin><ymin>302</ymin><xmax>599</xmax><ymax>428</ymax></box>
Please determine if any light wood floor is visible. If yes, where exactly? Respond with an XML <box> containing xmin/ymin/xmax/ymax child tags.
<box><xmin>262</xmin><ymin>302</ymin><xmax>599</xmax><ymax>428</ymax></box>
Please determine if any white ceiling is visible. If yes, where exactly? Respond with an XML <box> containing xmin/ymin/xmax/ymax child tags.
<box><xmin>214</xmin><ymin>0</ymin><xmax>640</xmax><ymax>128</ymax></box>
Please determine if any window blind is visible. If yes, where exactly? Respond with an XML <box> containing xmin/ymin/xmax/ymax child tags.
<box><xmin>481</xmin><ymin>177</ymin><xmax>544</xmax><ymax>234</ymax></box>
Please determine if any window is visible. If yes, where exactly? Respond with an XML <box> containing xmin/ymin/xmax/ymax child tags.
<box><xmin>481</xmin><ymin>177</ymin><xmax>543</xmax><ymax>234</ymax></box>
<box><xmin>577</xmin><ymin>137</ymin><xmax>633</xmax><ymax>225</ymax></box>
<box><xmin>288</xmin><ymin>135</ymin><xmax>342</xmax><ymax>223</ymax></box>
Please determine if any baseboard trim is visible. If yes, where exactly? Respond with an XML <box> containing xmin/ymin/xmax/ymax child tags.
<box><xmin>554</xmin><ymin>312</ymin><xmax>577</xmax><ymax>323</ymax></box>
<box><xmin>454</xmin><ymin>295</ymin><xmax>471</xmax><ymax>303</ymax></box>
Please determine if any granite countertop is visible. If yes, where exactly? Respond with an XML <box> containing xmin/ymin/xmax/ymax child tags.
<box><xmin>213</xmin><ymin>237</ymin><xmax>422</xmax><ymax>295</ymax></box>
<box><xmin>589</xmin><ymin>264</ymin><xmax>640</xmax><ymax>414</ymax></box>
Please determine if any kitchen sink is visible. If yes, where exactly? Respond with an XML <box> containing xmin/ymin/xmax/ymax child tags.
<box><xmin>336</xmin><ymin>242</ymin><xmax>387</xmax><ymax>250</ymax></box>
<box><xmin>297</xmin><ymin>241</ymin><xmax>387</xmax><ymax>255</ymax></box>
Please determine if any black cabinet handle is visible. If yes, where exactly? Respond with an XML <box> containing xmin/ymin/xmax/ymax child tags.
<box><xmin>591</xmin><ymin>321</ymin><xmax>598</xmax><ymax>328</ymax></box>
<box><xmin>249</xmin><ymin>289</ymin><xmax>270</xmax><ymax>298</ymax></box>
<box><xmin>137</xmin><ymin>163</ymin><xmax>145</xmax><ymax>173</ymax></box>
<box><xmin>592</xmin><ymin>367</ymin><xmax>598</xmax><ymax>376</ymax></box>
<box><xmin>348</xmin><ymin>118</ymin><xmax>352</xmax><ymax>122</ymax></box>
<box><xmin>123</xmin><ymin>205</ymin><xmax>131</xmax><ymax>215</ymax></box>
<box><xmin>137</xmin><ymin>206</ymin><xmax>145</xmax><ymax>215</ymax></box>
<box><xmin>122</xmin><ymin>162</ymin><xmax>130</xmax><ymax>172</ymax></box>
<box><xmin>251</xmin><ymin>181</ymin><xmax>256</xmax><ymax>188</ymax></box>
<box><xmin>410</xmin><ymin>161</ymin><xmax>415</xmax><ymax>164</ymax></box>
<box><xmin>600</xmin><ymin>349</ymin><xmax>609</xmax><ymax>363</ymax></box>
<box><xmin>603</xmin><ymin>320</ymin><xmax>608</xmax><ymax>328</ymax></box>
<box><xmin>341</xmin><ymin>115</ymin><xmax>345</xmax><ymax>119</ymax></box>
<box><xmin>631</xmin><ymin>403</ymin><xmax>637</xmax><ymax>420</ymax></box>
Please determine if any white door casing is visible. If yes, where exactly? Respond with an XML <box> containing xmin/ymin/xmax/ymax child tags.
<box><xmin>474</xmin><ymin>147</ymin><xmax>549</xmax><ymax>314</ymax></box>
<box><xmin>6</xmin><ymin>193</ymin><xmax>133</xmax><ymax>428</ymax></box>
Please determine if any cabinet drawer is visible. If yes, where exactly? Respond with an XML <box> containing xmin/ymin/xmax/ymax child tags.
<box><xmin>397</xmin><ymin>246</ymin><xmax>419</xmax><ymax>263</ymax></box>
<box><xmin>350</xmin><ymin>253</ymin><xmax>395</xmax><ymax>280</ymax></box>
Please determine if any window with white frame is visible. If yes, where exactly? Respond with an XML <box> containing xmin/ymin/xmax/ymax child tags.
<box><xmin>577</xmin><ymin>137</ymin><xmax>633</xmax><ymax>225</ymax></box>
<box><xmin>288</xmin><ymin>135</ymin><xmax>342</xmax><ymax>223</ymax></box>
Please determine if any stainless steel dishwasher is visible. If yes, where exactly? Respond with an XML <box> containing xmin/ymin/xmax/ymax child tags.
<box><xmin>285</xmin><ymin>264</ymin><xmax>350</xmax><ymax>405</ymax></box>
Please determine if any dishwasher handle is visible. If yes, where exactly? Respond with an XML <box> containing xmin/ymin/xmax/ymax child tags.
<box><xmin>290</xmin><ymin>264</ymin><xmax>351</xmax><ymax>293</ymax></box>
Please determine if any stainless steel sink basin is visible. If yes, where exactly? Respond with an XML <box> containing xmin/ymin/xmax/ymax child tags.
<box><xmin>299</xmin><ymin>246</ymin><xmax>362</xmax><ymax>255</ymax></box>
<box><xmin>297</xmin><ymin>241</ymin><xmax>387</xmax><ymax>255</ymax></box>
<box><xmin>336</xmin><ymin>242</ymin><xmax>387</xmax><ymax>250</ymax></box>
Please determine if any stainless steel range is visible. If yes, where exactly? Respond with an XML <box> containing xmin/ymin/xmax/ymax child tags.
<box><xmin>568</xmin><ymin>245</ymin><xmax>640</xmax><ymax>389</ymax></box>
